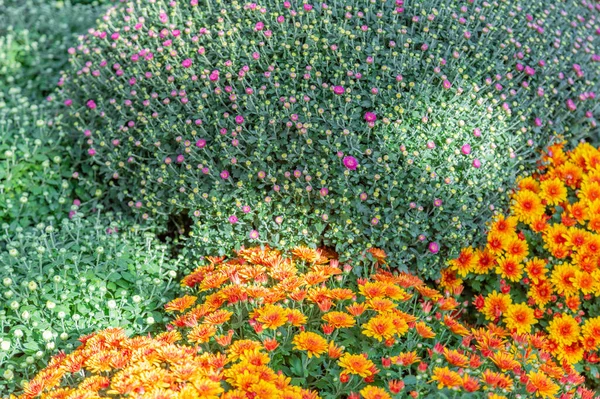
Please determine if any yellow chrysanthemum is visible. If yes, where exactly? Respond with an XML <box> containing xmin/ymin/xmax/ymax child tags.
<box><xmin>503</xmin><ymin>303</ymin><xmax>537</xmax><ymax>334</ymax></box>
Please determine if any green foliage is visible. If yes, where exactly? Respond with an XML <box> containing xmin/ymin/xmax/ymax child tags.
<box><xmin>0</xmin><ymin>92</ymin><xmax>77</xmax><ymax>229</ymax></box>
<box><xmin>57</xmin><ymin>0</ymin><xmax>600</xmax><ymax>277</ymax></box>
<box><xmin>0</xmin><ymin>0</ymin><xmax>108</xmax><ymax>103</ymax></box>
<box><xmin>0</xmin><ymin>213</ymin><xmax>183</xmax><ymax>394</ymax></box>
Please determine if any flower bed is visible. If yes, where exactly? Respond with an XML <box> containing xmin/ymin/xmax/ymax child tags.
<box><xmin>441</xmin><ymin>140</ymin><xmax>600</xmax><ymax>384</ymax></box>
<box><xmin>13</xmin><ymin>246</ymin><xmax>594</xmax><ymax>399</ymax></box>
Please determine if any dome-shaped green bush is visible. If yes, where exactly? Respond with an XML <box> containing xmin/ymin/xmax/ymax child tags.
<box><xmin>58</xmin><ymin>0</ymin><xmax>599</xmax><ymax>276</ymax></box>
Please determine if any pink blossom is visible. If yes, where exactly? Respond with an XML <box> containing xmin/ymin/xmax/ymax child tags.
<box><xmin>181</xmin><ymin>58</ymin><xmax>193</xmax><ymax>68</ymax></box>
<box><xmin>86</xmin><ymin>100</ymin><xmax>97</xmax><ymax>109</ymax></box>
<box><xmin>229</xmin><ymin>215</ymin><xmax>238</xmax><ymax>224</ymax></box>
<box><xmin>364</xmin><ymin>112</ymin><xmax>377</xmax><ymax>122</ymax></box>
<box><xmin>303</xmin><ymin>4</ymin><xmax>313</xmax><ymax>11</ymax></box>
<box><xmin>249</xmin><ymin>230</ymin><xmax>259</xmax><ymax>240</ymax></box>
<box><xmin>442</xmin><ymin>80</ymin><xmax>452</xmax><ymax>90</ymax></box>
<box><xmin>461</xmin><ymin>144</ymin><xmax>471</xmax><ymax>155</ymax></box>
<box><xmin>333</xmin><ymin>85</ymin><xmax>345</xmax><ymax>95</ymax></box>
<box><xmin>220</xmin><ymin>170</ymin><xmax>230</xmax><ymax>179</ymax></box>
<box><xmin>428</xmin><ymin>242</ymin><xmax>440</xmax><ymax>254</ymax></box>
<box><xmin>88</xmin><ymin>148</ymin><xmax>96</xmax><ymax>156</ymax></box>
<box><xmin>472</xmin><ymin>159</ymin><xmax>482</xmax><ymax>168</ymax></box>
<box><xmin>473</xmin><ymin>128</ymin><xmax>481</xmax><ymax>137</ymax></box>
<box><xmin>64</xmin><ymin>99</ymin><xmax>72</xmax><ymax>106</ymax></box>
<box><xmin>235</xmin><ymin>115</ymin><xmax>245</xmax><ymax>124</ymax></box>
<box><xmin>343</xmin><ymin>156</ymin><xmax>358</xmax><ymax>170</ymax></box>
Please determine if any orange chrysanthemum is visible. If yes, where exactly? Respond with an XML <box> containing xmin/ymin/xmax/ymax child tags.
<box><xmin>525</xmin><ymin>258</ymin><xmax>547</xmax><ymax>284</ymax></box>
<box><xmin>481</xmin><ymin>291</ymin><xmax>512</xmax><ymax>321</ymax></box>
<box><xmin>448</xmin><ymin>247</ymin><xmax>477</xmax><ymax>277</ymax></box>
<box><xmin>526</xmin><ymin>370</ymin><xmax>560</xmax><ymax>398</ymax></box>
<box><xmin>164</xmin><ymin>295</ymin><xmax>197</xmax><ymax>313</ymax></box>
<box><xmin>359</xmin><ymin>386</ymin><xmax>391</xmax><ymax>399</ymax></box>
<box><xmin>256</xmin><ymin>304</ymin><xmax>288</xmax><ymax>329</ymax></box>
<box><xmin>495</xmin><ymin>256</ymin><xmax>524</xmax><ymax>282</ymax></box>
<box><xmin>291</xmin><ymin>332</ymin><xmax>328</xmax><ymax>358</ymax></box>
<box><xmin>512</xmin><ymin>190</ymin><xmax>545</xmax><ymax>224</ymax></box>
<box><xmin>550</xmin><ymin>263</ymin><xmax>579</xmax><ymax>297</ymax></box>
<box><xmin>539</xmin><ymin>178</ymin><xmax>567</xmax><ymax>206</ymax></box>
<box><xmin>503</xmin><ymin>303</ymin><xmax>537</xmax><ymax>334</ymax></box>
<box><xmin>547</xmin><ymin>315</ymin><xmax>580</xmax><ymax>345</ymax></box>
<box><xmin>362</xmin><ymin>314</ymin><xmax>397</xmax><ymax>341</ymax></box>
<box><xmin>443</xmin><ymin>349</ymin><xmax>469</xmax><ymax>368</ymax></box>
<box><xmin>321</xmin><ymin>311</ymin><xmax>356</xmax><ymax>329</ymax></box>
<box><xmin>430</xmin><ymin>367</ymin><xmax>463</xmax><ymax>389</ymax></box>
<box><xmin>338</xmin><ymin>353</ymin><xmax>377</xmax><ymax>378</ymax></box>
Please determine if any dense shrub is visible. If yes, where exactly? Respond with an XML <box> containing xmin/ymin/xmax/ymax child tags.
<box><xmin>0</xmin><ymin>213</ymin><xmax>183</xmax><ymax>395</ymax></box>
<box><xmin>440</xmin><ymin>140</ymin><xmax>600</xmax><ymax>383</ymax></box>
<box><xmin>55</xmin><ymin>0</ymin><xmax>600</xmax><ymax>277</ymax></box>
<box><xmin>0</xmin><ymin>92</ymin><xmax>77</xmax><ymax>229</ymax></box>
<box><xmin>0</xmin><ymin>0</ymin><xmax>108</xmax><ymax>103</ymax></box>
<box><xmin>13</xmin><ymin>246</ymin><xmax>594</xmax><ymax>399</ymax></box>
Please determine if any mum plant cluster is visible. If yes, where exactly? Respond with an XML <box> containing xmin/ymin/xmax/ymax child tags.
<box><xmin>441</xmin><ymin>141</ymin><xmax>600</xmax><ymax>383</ymax></box>
<box><xmin>12</xmin><ymin>247</ymin><xmax>596</xmax><ymax>399</ymax></box>
<box><xmin>59</xmin><ymin>0</ymin><xmax>600</xmax><ymax>274</ymax></box>
<box><xmin>1</xmin><ymin>0</ymin><xmax>600</xmax><ymax>398</ymax></box>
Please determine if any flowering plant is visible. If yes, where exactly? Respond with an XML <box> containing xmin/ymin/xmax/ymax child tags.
<box><xmin>53</xmin><ymin>0</ymin><xmax>600</xmax><ymax>276</ymax></box>
<box><xmin>440</xmin><ymin>140</ymin><xmax>600</xmax><ymax>384</ymax></box>
<box><xmin>13</xmin><ymin>246</ymin><xmax>593</xmax><ymax>399</ymax></box>
<box><xmin>0</xmin><ymin>214</ymin><xmax>182</xmax><ymax>395</ymax></box>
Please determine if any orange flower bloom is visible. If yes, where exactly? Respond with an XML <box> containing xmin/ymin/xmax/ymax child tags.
<box><xmin>486</xmin><ymin>232</ymin><xmax>508</xmax><ymax>255</ymax></box>
<box><xmin>489</xmin><ymin>351</ymin><xmax>520</xmax><ymax>371</ymax></box>
<box><xmin>256</xmin><ymin>304</ymin><xmax>288</xmax><ymax>329</ymax></box>
<box><xmin>204</xmin><ymin>309</ymin><xmax>233</xmax><ymax>325</ymax></box>
<box><xmin>528</xmin><ymin>281</ymin><xmax>553</xmax><ymax>307</ymax></box>
<box><xmin>462</xmin><ymin>374</ymin><xmax>480</xmax><ymax>392</ymax></box>
<box><xmin>481</xmin><ymin>291</ymin><xmax>512</xmax><ymax>321</ymax></box>
<box><xmin>547</xmin><ymin>314</ymin><xmax>580</xmax><ymax>345</ymax></box>
<box><xmin>285</xmin><ymin>309</ymin><xmax>308</xmax><ymax>327</ymax></box>
<box><xmin>327</xmin><ymin>341</ymin><xmax>343</xmax><ymax>359</ymax></box>
<box><xmin>564</xmin><ymin>227</ymin><xmax>588</xmax><ymax>250</ymax></box>
<box><xmin>438</xmin><ymin>268</ymin><xmax>463</xmax><ymax>291</ymax></box>
<box><xmin>517</xmin><ymin>176</ymin><xmax>540</xmax><ymax>193</ymax></box>
<box><xmin>512</xmin><ymin>190</ymin><xmax>545</xmax><ymax>224</ymax></box>
<box><xmin>346</xmin><ymin>303</ymin><xmax>367</xmax><ymax>316</ymax></box>
<box><xmin>430</xmin><ymin>367</ymin><xmax>462</xmax><ymax>389</ymax></box>
<box><xmin>503</xmin><ymin>303</ymin><xmax>537</xmax><ymax>334</ymax></box>
<box><xmin>188</xmin><ymin>324</ymin><xmax>217</xmax><ymax>344</ymax></box>
<box><xmin>556</xmin><ymin>341</ymin><xmax>584</xmax><ymax>364</ymax></box>
<box><xmin>362</xmin><ymin>314</ymin><xmax>397</xmax><ymax>341</ymax></box>
<box><xmin>448</xmin><ymin>247</ymin><xmax>477</xmax><ymax>277</ymax></box>
<box><xmin>291</xmin><ymin>332</ymin><xmax>328</xmax><ymax>358</ymax></box>
<box><xmin>539</xmin><ymin>178</ymin><xmax>567</xmax><ymax>206</ymax></box>
<box><xmin>526</xmin><ymin>370</ymin><xmax>559</xmax><ymax>399</ymax></box>
<box><xmin>338</xmin><ymin>353</ymin><xmax>377</xmax><ymax>378</ymax></box>
<box><xmin>164</xmin><ymin>295</ymin><xmax>197</xmax><ymax>313</ymax></box>
<box><xmin>481</xmin><ymin>370</ymin><xmax>513</xmax><ymax>389</ymax></box>
<box><xmin>321</xmin><ymin>311</ymin><xmax>356</xmax><ymax>329</ymax></box>
<box><xmin>505</xmin><ymin>237</ymin><xmax>529</xmax><ymax>261</ymax></box>
<box><xmin>490</xmin><ymin>214</ymin><xmax>518</xmax><ymax>237</ymax></box>
<box><xmin>495</xmin><ymin>256</ymin><xmax>524</xmax><ymax>282</ymax></box>
<box><xmin>443</xmin><ymin>348</ymin><xmax>469</xmax><ymax>368</ymax></box>
<box><xmin>472</xmin><ymin>249</ymin><xmax>496</xmax><ymax>274</ymax></box>
<box><xmin>414</xmin><ymin>322</ymin><xmax>436</xmax><ymax>339</ymax></box>
<box><xmin>359</xmin><ymin>386</ymin><xmax>391</xmax><ymax>399</ymax></box>
<box><xmin>392</xmin><ymin>351</ymin><xmax>420</xmax><ymax>366</ymax></box>
<box><xmin>525</xmin><ymin>258</ymin><xmax>547</xmax><ymax>284</ymax></box>
<box><xmin>550</xmin><ymin>263</ymin><xmax>578</xmax><ymax>297</ymax></box>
